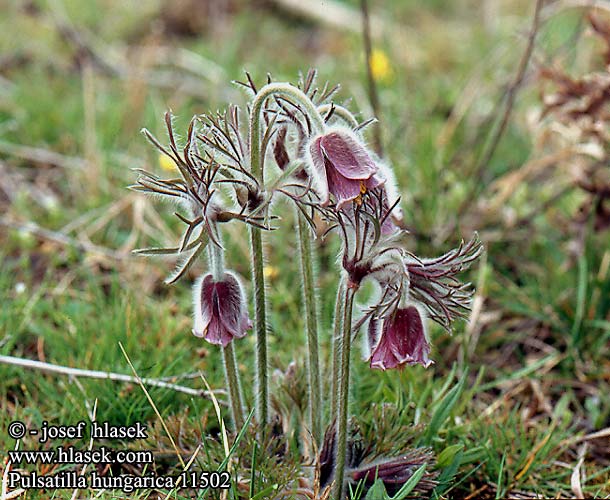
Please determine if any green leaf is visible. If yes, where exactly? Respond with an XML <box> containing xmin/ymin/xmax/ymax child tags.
<box><xmin>249</xmin><ymin>483</ymin><xmax>279</xmax><ymax>500</ymax></box>
<box><xmin>249</xmin><ymin>440</ymin><xmax>258</xmax><ymax>498</ymax></box>
<box><xmin>198</xmin><ymin>409</ymin><xmax>254</xmax><ymax>499</ymax></box>
<box><xmin>132</xmin><ymin>246</ymin><xmax>181</xmax><ymax>256</ymax></box>
<box><xmin>495</xmin><ymin>453</ymin><xmax>507</xmax><ymax>499</ymax></box>
<box><xmin>364</xmin><ymin>479</ymin><xmax>388</xmax><ymax>500</ymax></box>
<box><xmin>437</xmin><ymin>444</ymin><xmax>464</xmax><ymax>468</ymax></box>
<box><xmin>361</xmin><ymin>464</ymin><xmax>428</xmax><ymax>500</ymax></box>
<box><xmin>432</xmin><ymin>449</ymin><xmax>464</xmax><ymax>499</ymax></box>
<box><xmin>422</xmin><ymin>369</ymin><xmax>468</xmax><ymax>445</ymax></box>
<box><xmin>391</xmin><ymin>464</ymin><xmax>427</xmax><ymax>499</ymax></box>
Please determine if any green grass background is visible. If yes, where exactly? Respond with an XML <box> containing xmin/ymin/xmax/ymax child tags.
<box><xmin>1</xmin><ymin>0</ymin><xmax>609</xmax><ymax>498</ymax></box>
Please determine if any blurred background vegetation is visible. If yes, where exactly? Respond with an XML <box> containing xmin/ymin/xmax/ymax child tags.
<box><xmin>1</xmin><ymin>0</ymin><xmax>609</xmax><ymax>498</ymax></box>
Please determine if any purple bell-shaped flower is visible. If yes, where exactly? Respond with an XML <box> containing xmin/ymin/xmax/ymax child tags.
<box><xmin>308</xmin><ymin>128</ymin><xmax>384</xmax><ymax>209</ymax></box>
<box><xmin>368</xmin><ymin>304</ymin><xmax>433</xmax><ymax>370</ymax></box>
<box><xmin>192</xmin><ymin>272</ymin><xmax>252</xmax><ymax>347</ymax></box>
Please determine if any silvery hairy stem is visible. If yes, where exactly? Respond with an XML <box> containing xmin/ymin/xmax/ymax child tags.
<box><xmin>317</xmin><ymin>103</ymin><xmax>359</xmax><ymax>129</ymax></box>
<box><xmin>332</xmin><ymin>283</ymin><xmax>356</xmax><ymax>500</ymax></box>
<box><xmin>249</xmin><ymin>83</ymin><xmax>325</xmax><ymax>431</ymax></box>
<box><xmin>330</xmin><ymin>278</ymin><xmax>346</xmax><ymax>422</ymax></box>
<box><xmin>296</xmin><ymin>210</ymin><xmax>321</xmax><ymax>444</ymax></box>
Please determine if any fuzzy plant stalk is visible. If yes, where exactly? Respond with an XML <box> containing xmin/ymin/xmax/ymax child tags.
<box><xmin>223</xmin><ymin>342</ymin><xmax>244</xmax><ymax>430</ymax></box>
<box><xmin>332</xmin><ymin>283</ymin><xmax>356</xmax><ymax>500</ymax></box>
<box><xmin>208</xmin><ymin>242</ymin><xmax>245</xmax><ymax>430</ymax></box>
<box><xmin>315</xmin><ymin>102</ymin><xmax>359</xmax><ymax>424</ymax></box>
<box><xmin>249</xmin><ymin>83</ymin><xmax>326</xmax><ymax>430</ymax></box>
<box><xmin>296</xmin><ymin>211</ymin><xmax>322</xmax><ymax>444</ymax></box>
<box><xmin>247</xmin><ymin>226</ymin><xmax>268</xmax><ymax>429</ymax></box>
<box><xmin>317</xmin><ymin>103</ymin><xmax>360</xmax><ymax>129</ymax></box>
<box><xmin>329</xmin><ymin>277</ymin><xmax>345</xmax><ymax>421</ymax></box>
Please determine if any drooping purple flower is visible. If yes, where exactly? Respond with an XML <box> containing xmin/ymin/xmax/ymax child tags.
<box><xmin>368</xmin><ymin>304</ymin><xmax>433</xmax><ymax>370</ymax></box>
<box><xmin>308</xmin><ymin>128</ymin><xmax>384</xmax><ymax>209</ymax></box>
<box><xmin>192</xmin><ymin>272</ymin><xmax>252</xmax><ymax>347</ymax></box>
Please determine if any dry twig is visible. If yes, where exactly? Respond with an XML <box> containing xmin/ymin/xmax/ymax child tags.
<box><xmin>0</xmin><ymin>354</ymin><xmax>226</xmax><ymax>404</ymax></box>
<box><xmin>0</xmin><ymin>217</ymin><xmax>127</xmax><ymax>261</ymax></box>
<box><xmin>0</xmin><ymin>140</ymin><xmax>88</xmax><ymax>170</ymax></box>
<box><xmin>453</xmin><ymin>0</ymin><xmax>546</xmax><ymax>227</ymax></box>
<box><xmin>269</xmin><ymin>0</ymin><xmax>385</xmax><ymax>37</ymax></box>
<box><xmin>475</xmin><ymin>0</ymin><xmax>544</xmax><ymax>181</ymax></box>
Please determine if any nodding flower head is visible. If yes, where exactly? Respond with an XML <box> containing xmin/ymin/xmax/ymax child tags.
<box><xmin>307</xmin><ymin>127</ymin><xmax>384</xmax><ymax>209</ymax></box>
<box><xmin>192</xmin><ymin>272</ymin><xmax>252</xmax><ymax>347</ymax></box>
<box><xmin>368</xmin><ymin>303</ymin><xmax>433</xmax><ymax>370</ymax></box>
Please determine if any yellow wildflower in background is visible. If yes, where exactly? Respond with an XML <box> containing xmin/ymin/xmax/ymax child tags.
<box><xmin>263</xmin><ymin>265</ymin><xmax>279</xmax><ymax>281</ymax></box>
<box><xmin>159</xmin><ymin>153</ymin><xmax>176</xmax><ymax>172</ymax></box>
<box><xmin>369</xmin><ymin>49</ymin><xmax>394</xmax><ymax>83</ymax></box>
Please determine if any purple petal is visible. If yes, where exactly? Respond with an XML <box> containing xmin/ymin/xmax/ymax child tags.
<box><xmin>370</xmin><ymin>331</ymin><xmax>401</xmax><ymax>370</ymax></box>
<box><xmin>319</xmin><ymin>131</ymin><xmax>377</xmax><ymax>179</ymax></box>
<box><xmin>381</xmin><ymin>217</ymin><xmax>399</xmax><ymax>236</ymax></box>
<box><xmin>215</xmin><ymin>276</ymin><xmax>245</xmax><ymax>334</ymax></box>
<box><xmin>204</xmin><ymin>318</ymin><xmax>227</xmax><ymax>346</ymax></box>
<box><xmin>325</xmin><ymin>160</ymin><xmax>364</xmax><ymax>209</ymax></box>
<box><xmin>365</xmin><ymin>172</ymin><xmax>385</xmax><ymax>191</ymax></box>
<box><xmin>369</xmin><ymin>305</ymin><xmax>433</xmax><ymax>370</ymax></box>
<box><xmin>391</xmin><ymin>307</ymin><xmax>432</xmax><ymax>367</ymax></box>
<box><xmin>193</xmin><ymin>272</ymin><xmax>251</xmax><ymax>346</ymax></box>
<box><xmin>367</xmin><ymin>318</ymin><xmax>381</xmax><ymax>356</ymax></box>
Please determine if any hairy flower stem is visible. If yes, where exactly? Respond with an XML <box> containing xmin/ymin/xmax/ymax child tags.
<box><xmin>208</xmin><ymin>242</ymin><xmax>225</xmax><ymax>282</ymax></box>
<box><xmin>208</xmin><ymin>243</ymin><xmax>244</xmax><ymax>430</ymax></box>
<box><xmin>330</xmin><ymin>278</ymin><xmax>346</xmax><ymax>421</ymax></box>
<box><xmin>317</xmin><ymin>104</ymin><xmax>359</xmax><ymax>129</ymax></box>
<box><xmin>250</xmin><ymin>82</ymin><xmax>326</xmax><ymax>179</ymax></box>
<box><xmin>333</xmin><ymin>284</ymin><xmax>356</xmax><ymax>500</ymax></box>
<box><xmin>249</xmin><ymin>227</ymin><xmax>268</xmax><ymax>429</ymax></box>
<box><xmin>248</xmin><ymin>83</ymin><xmax>326</xmax><ymax>430</ymax></box>
<box><xmin>296</xmin><ymin>211</ymin><xmax>321</xmax><ymax>445</ymax></box>
<box><xmin>222</xmin><ymin>342</ymin><xmax>244</xmax><ymax>430</ymax></box>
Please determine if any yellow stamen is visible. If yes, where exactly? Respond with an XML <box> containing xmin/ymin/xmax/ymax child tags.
<box><xmin>353</xmin><ymin>180</ymin><xmax>367</xmax><ymax>205</ymax></box>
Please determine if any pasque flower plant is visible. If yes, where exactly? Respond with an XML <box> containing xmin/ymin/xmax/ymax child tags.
<box><xmin>132</xmin><ymin>69</ymin><xmax>482</xmax><ymax>498</ymax></box>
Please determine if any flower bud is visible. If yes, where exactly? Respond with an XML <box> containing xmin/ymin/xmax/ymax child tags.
<box><xmin>192</xmin><ymin>272</ymin><xmax>252</xmax><ymax>347</ymax></box>
<box><xmin>350</xmin><ymin>449</ymin><xmax>437</xmax><ymax>496</ymax></box>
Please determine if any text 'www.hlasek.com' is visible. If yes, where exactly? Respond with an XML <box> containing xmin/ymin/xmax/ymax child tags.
<box><xmin>5</xmin><ymin>420</ymin><xmax>230</xmax><ymax>493</ymax></box>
